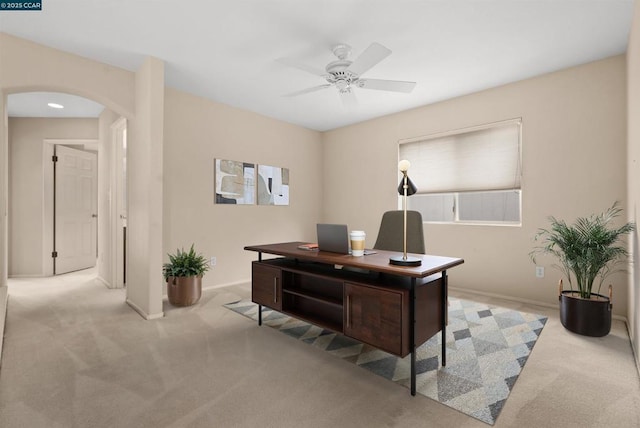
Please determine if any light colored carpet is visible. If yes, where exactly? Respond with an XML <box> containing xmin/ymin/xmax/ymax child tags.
<box><xmin>225</xmin><ymin>298</ymin><xmax>547</xmax><ymax>425</ymax></box>
<box><xmin>1</xmin><ymin>269</ymin><xmax>639</xmax><ymax>427</ymax></box>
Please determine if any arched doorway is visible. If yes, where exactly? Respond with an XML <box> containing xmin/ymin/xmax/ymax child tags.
<box><xmin>7</xmin><ymin>91</ymin><xmax>128</xmax><ymax>288</ymax></box>
<box><xmin>1</xmin><ymin>36</ymin><xmax>165</xmax><ymax>320</ymax></box>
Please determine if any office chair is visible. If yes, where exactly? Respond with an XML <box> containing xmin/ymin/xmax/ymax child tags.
<box><xmin>373</xmin><ymin>210</ymin><xmax>425</xmax><ymax>254</ymax></box>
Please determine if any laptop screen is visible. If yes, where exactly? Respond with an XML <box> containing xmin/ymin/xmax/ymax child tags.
<box><xmin>316</xmin><ymin>224</ymin><xmax>349</xmax><ymax>254</ymax></box>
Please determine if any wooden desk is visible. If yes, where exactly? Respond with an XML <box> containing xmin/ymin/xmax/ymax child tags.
<box><xmin>244</xmin><ymin>241</ymin><xmax>464</xmax><ymax>396</ymax></box>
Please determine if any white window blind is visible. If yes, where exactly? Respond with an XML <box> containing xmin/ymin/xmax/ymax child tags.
<box><xmin>398</xmin><ymin>119</ymin><xmax>522</xmax><ymax>194</ymax></box>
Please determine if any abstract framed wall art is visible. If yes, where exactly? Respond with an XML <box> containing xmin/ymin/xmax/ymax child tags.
<box><xmin>214</xmin><ymin>159</ymin><xmax>255</xmax><ymax>204</ymax></box>
<box><xmin>257</xmin><ymin>164</ymin><xmax>290</xmax><ymax>206</ymax></box>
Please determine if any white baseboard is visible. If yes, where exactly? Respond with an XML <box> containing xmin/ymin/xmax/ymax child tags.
<box><xmin>202</xmin><ymin>278</ymin><xmax>250</xmax><ymax>291</ymax></box>
<box><xmin>95</xmin><ymin>276</ymin><xmax>125</xmax><ymax>290</ymax></box>
<box><xmin>449</xmin><ymin>286</ymin><xmax>628</xmax><ymax>322</ymax></box>
<box><xmin>96</xmin><ymin>276</ymin><xmax>111</xmax><ymax>288</ymax></box>
<box><xmin>126</xmin><ymin>298</ymin><xmax>164</xmax><ymax>320</ymax></box>
<box><xmin>449</xmin><ymin>286</ymin><xmax>556</xmax><ymax>309</ymax></box>
<box><xmin>8</xmin><ymin>274</ymin><xmax>46</xmax><ymax>278</ymax></box>
<box><xmin>160</xmin><ymin>279</ymin><xmax>250</xmax><ymax>298</ymax></box>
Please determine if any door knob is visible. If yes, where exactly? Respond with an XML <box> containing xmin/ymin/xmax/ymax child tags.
<box><xmin>91</xmin><ymin>214</ymin><xmax>98</xmax><ymax>218</ymax></box>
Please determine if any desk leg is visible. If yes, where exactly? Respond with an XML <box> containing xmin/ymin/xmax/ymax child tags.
<box><xmin>442</xmin><ymin>270</ymin><xmax>448</xmax><ymax>367</ymax></box>
<box><xmin>257</xmin><ymin>251</ymin><xmax>263</xmax><ymax>326</ymax></box>
<box><xmin>410</xmin><ymin>278</ymin><xmax>416</xmax><ymax>396</ymax></box>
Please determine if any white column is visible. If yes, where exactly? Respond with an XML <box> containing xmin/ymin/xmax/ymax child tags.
<box><xmin>126</xmin><ymin>57</ymin><xmax>165</xmax><ymax>319</ymax></box>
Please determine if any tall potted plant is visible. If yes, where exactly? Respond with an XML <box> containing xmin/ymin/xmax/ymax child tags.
<box><xmin>531</xmin><ymin>202</ymin><xmax>634</xmax><ymax>336</ymax></box>
<box><xmin>163</xmin><ymin>244</ymin><xmax>210</xmax><ymax>307</ymax></box>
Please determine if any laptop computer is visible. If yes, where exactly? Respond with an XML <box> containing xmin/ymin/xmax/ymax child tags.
<box><xmin>317</xmin><ymin>224</ymin><xmax>349</xmax><ymax>254</ymax></box>
<box><xmin>316</xmin><ymin>224</ymin><xmax>376</xmax><ymax>255</ymax></box>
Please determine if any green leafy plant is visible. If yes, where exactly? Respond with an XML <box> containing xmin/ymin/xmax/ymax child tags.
<box><xmin>163</xmin><ymin>244</ymin><xmax>210</xmax><ymax>281</ymax></box>
<box><xmin>531</xmin><ymin>202</ymin><xmax>634</xmax><ymax>299</ymax></box>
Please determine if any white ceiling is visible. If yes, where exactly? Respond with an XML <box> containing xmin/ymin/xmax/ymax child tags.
<box><xmin>1</xmin><ymin>0</ymin><xmax>635</xmax><ymax>131</ymax></box>
<box><xmin>8</xmin><ymin>92</ymin><xmax>105</xmax><ymax>118</ymax></box>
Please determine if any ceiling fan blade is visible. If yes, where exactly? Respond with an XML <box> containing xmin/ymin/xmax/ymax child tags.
<box><xmin>277</xmin><ymin>57</ymin><xmax>327</xmax><ymax>77</ymax></box>
<box><xmin>340</xmin><ymin>90</ymin><xmax>358</xmax><ymax>109</ymax></box>
<box><xmin>347</xmin><ymin>42</ymin><xmax>392</xmax><ymax>77</ymax></box>
<box><xmin>285</xmin><ymin>84</ymin><xmax>332</xmax><ymax>97</ymax></box>
<box><xmin>358</xmin><ymin>79</ymin><xmax>416</xmax><ymax>93</ymax></box>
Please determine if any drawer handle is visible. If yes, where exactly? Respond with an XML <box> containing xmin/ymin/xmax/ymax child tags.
<box><xmin>346</xmin><ymin>294</ymin><xmax>351</xmax><ymax>328</ymax></box>
<box><xmin>274</xmin><ymin>277</ymin><xmax>278</xmax><ymax>303</ymax></box>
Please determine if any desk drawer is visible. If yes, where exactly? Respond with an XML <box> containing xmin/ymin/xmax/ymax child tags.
<box><xmin>343</xmin><ymin>282</ymin><xmax>409</xmax><ymax>356</ymax></box>
<box><xmin>252</xmin><ymin>262</ymin><xmax>282</xmax><ymax>311</ymax></box>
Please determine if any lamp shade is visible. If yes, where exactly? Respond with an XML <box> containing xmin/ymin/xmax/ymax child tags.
<box><xmin>397</xmin><ymin>175</ymin><xmax>418</xmax><ymax>196</ymax></box>
<box><xmin>398</xmin><ymin>159</ymin><xmax>411</xmax><ymax>172</ymax></box>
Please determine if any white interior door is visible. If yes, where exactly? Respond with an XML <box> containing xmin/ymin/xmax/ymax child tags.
<box><xmin>55</xmin><ymin>145</ymin><xmax>98</xmax><ymax>274</ymax></box>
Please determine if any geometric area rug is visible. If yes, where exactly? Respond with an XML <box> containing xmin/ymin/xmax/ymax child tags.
<box><xmin>224</xmin><ymin>298</ymin><xmax>547</xmax><ymax>425</ymax></box>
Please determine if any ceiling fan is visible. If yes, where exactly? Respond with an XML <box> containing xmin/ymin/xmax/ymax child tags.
<box><xmin>279</xmin><ymin>42</ymin><xmax>417</xmax><ymax>106</ymax></box>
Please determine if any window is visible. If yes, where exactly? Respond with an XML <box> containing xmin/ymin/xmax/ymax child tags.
<box><xmin>398</xmin><ymin>119</ymin><xmax>522</xmax><ymax>225</ymax></box>
<box><xmin>408</xmin><ymin>190</ymin><xmax>521</xmax><ymax>223</ymax></box>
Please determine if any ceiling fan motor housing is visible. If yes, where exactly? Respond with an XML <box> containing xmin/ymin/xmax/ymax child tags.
<box><xmin>326</xmin><ymin>46</ymin><xmax>357</xmax><ymax>92</ymax></box>
<box><xmin>332</xmin><ymin>43</ymin><xmax>352</xmax><ymax>60</ymax></box>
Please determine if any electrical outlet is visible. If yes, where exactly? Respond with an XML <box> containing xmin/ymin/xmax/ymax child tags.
<box><xmin>535</xmin><ymin>266</ymin><xmax>544</xmax><ymax>278</ymax></box>
<box><xmin>210</xmin><ymin>256</ymin><xmax>216</xmax><ymax>267</ymax></box>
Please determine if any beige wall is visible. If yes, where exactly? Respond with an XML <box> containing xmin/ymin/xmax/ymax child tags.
<box><xmin>163</xmin><ymin>88</ymin><xmax>323</xmax><ymax>288</ymax></box>
<box><xmin>627</xmin><ymin>1</ymin><xmax>640</xmax><ymax>368</ymax></box>
<box><xmin>8</xmin><ymin>118</ymin><xmax>98</xmax><ymax>277</ymax></box>
<box><xmin>323</xmin><ymin>55</ymin><xmax>629</xmax><ymax>316</ymax></box>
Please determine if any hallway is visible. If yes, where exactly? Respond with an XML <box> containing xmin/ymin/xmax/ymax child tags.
<box><xmin>6</xmin><ymin>269</ymin><xmax>122</xmax><ymax>325</ymax></box>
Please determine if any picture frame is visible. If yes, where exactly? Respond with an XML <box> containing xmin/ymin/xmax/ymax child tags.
<box><xmin>214</xmin><ymin>159</ymin><xmax>255</xmax><ymax>204</ymax></box>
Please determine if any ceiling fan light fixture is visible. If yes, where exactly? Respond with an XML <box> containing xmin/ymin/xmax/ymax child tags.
<box><xmin>335</xmin><ymin>79</ymin><xmax>351</xmax><ymax>93</ymax></box>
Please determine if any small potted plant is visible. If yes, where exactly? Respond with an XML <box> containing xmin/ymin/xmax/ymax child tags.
<box><xmin>163</xmin><ymin>244</ymin><xmax>210</xmax><ymax>307</ymax></box>
<box><xmin>531</xmin><ymin>202</ymin><xmax>634</xmax><ymax>336</ymax></box>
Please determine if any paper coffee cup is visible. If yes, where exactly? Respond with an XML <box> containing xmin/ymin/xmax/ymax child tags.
<box><xmin>350</xmin><ymin>230</ymin><xmax>366</xmax><ymax>256</ymax></box>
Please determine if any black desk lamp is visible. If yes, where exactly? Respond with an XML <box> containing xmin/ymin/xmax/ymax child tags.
<box><xmin>390</xmin><ymin>160</ymin><xmax>422</xmax><ymax>267</ymax></box>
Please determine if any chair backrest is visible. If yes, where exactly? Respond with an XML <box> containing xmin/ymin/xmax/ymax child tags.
<box><xmin>373</xmin><ymin>210</ymin><xmax>425</xmax><ymax>254</ymax></box>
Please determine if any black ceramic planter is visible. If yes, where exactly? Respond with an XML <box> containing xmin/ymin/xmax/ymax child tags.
<box><xmin>559</xmin><ymin>290</ymin><xmax>611</xmax><ymax>337</ymax></box>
